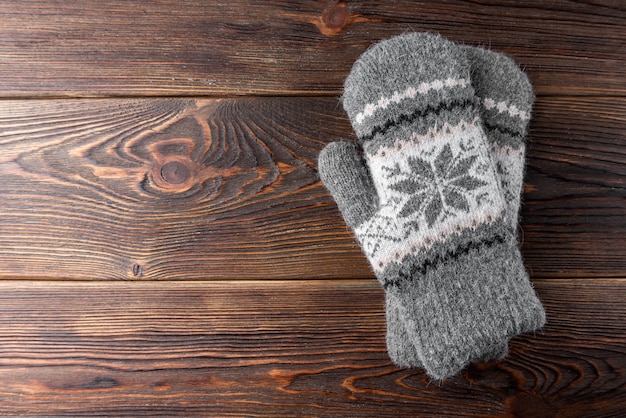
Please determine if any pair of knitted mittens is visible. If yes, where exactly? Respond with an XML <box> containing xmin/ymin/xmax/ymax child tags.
<box><xmin>318</xmin><ymin>32</ymin><xmax>545</xmax><ymax>380</ymax></box>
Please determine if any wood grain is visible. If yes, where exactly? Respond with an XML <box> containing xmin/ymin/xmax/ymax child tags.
<box><xmin>521</xmin><ymin>96</ymin><xmax>626</xmax><ymax>277</ymax></box>
<box><xmin>0</xmin><ymin>97</ymin><xmax>369</xmax><ymax>280</ymax></box>
<box><xmin>0</xmin><ymin>279</ymin><xmax>623</xmax><ymax>417</ymax></box>
<box><xmin>0</xmin><ymin>97</ymin><xmax>624</xmax><ymax>280</ymax></box>
<box><xmin>0</xmin><ymin>0</ymin><xmax>624</xmax><ymax>97</ymax></box>
<box><xmin>1</xmin><ymin>0</ymin><xmax>624</xmax><ymax>416</ymax></box>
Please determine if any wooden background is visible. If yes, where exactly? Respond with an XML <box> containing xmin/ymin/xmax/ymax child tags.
<box><xmin>0</xmin><ymin>1</ymin><xmax>624</xmax><ymax>416</ymax></box>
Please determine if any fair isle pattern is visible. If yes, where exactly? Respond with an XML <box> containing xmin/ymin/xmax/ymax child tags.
<box><xmin>482</xmin><ymin>97</ymin><xmax>530</xmax><ymax>121</ymax></box>
<box><xmin>354</xmin><ymin>78</ymin><xmax>470</xmax><ymax>125</ymax></box>
<box><xmin>355</xmin><ymin>120</ymin><xmax>506</xmax><ymax>273</ymax></box>
<box><xmin>491</xmin><ymin>143</ymin><xmax>526</xmax><ymax>225</ymax></box>
<box><xmin>368</xmin><ymin>117</ymin><xmax>481</xmax><ymax>160</ymax></box>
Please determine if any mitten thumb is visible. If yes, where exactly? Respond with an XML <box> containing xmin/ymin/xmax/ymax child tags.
<box><xmin>318</xmin><ymin>141</ymin><xmax>378</xmax><ymax>230</ymax></box>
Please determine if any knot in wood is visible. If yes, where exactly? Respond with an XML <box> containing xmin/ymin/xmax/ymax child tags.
<box><xmin>320</xmin><ymin>4</ymin><xmax>348</xmax><ymax>35</ymax></box>
<box><xmin>160</xmin><ymin>161</ymin><xmax>189</xmax><ymax>184</ymax></box>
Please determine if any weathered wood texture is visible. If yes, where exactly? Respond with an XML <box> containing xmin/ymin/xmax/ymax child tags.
<box><xmin>522</xmin><ymin>96</ymin><xmax>626</xmax><ymax>277</ymax></box>
<box><xmin>0</xmin><ymin>0</ymin><xmax>624</xmax><ymax>97</ymax></box>
<box><xmin>0</xmin><ymin>98</ymin><xmax>365</xmax><ymax>280</ymax></box>
<box><xmin>0</xmin><ymin>97</ymin><xmax>624</xmax><ymax>280</ymax></box>
<box><xmin>1</xmin><ymin>0</ymin><xmax>625</xmax><ymax>416</ymax></box>
<box><xmin>0</xmin><ymin>279</ymin><xmax>624</xmax><ymax>417</ymax></box>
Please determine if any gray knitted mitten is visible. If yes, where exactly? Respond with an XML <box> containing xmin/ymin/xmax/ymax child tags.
<box><xmin>318</xmin><ymin>33</ymin><xmax>545</xmax><ymax>380</ymax></box>
<box><xmin>385</xmin><ymin>45</ymin><xmax>539</xmax><ymax>368</ymax></box>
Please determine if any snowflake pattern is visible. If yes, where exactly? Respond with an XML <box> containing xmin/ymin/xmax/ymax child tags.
<box><xmin>385</xmin><ymin>143</ymin><xmax>488</xmax><ymax>228</ymax></box>
<box><xmin>355</xmin><ymin>122</ymin><xmax>505</xmax><ymax>270</ymax></box>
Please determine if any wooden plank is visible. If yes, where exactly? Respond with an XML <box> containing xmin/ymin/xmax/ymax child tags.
<box><xmin>521</xmin><ymin>96</ymin><xmax>626</xmax><ymax>277</ymax></box>
<box><xmin>0</xmin><ymin>97</ymin><xmax>368</xmax><ymax>280</ymax></box>
<box><xmin>0</xmin><ymin>279</ymin><xmax>623</xmax><ymax>416</ymax></box>
<box><xmin>0</xmin><ymin>97</ymin><xmax>624</xmax><ymax>280</ymax></box>
<box><xmin>0</xmin><ymin>0</ymin><xmax>624</xmax><ymax>97</ymax></box>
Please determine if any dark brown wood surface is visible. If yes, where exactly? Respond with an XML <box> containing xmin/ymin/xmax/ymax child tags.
<box><xmin>0</xmin><ymin>0</ymin><xmax>624</xmax><ymax>97</ymax></box>
<box><xmin>0</xmin><ymin>0</ymin><xmax>625</xmax><ymax>416</ymax></box>
<box><xmin>0</xmin><ymin>279</ymin><xmax>624</xmax><ymax>417</ymax></box>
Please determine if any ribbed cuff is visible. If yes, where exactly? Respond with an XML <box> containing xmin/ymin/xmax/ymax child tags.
<box><xmin>387</xmin><ymin>237</ymin><xmax>545</xmax><ymax>380</ymax></box>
